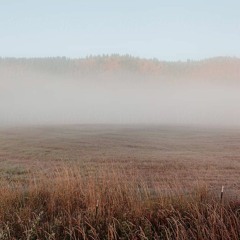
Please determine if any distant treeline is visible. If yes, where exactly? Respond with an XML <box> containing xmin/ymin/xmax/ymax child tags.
<box><xmin>0</xmin><ymin>55</ymin><xmax>240</xmax><ymax>81</ymax></box>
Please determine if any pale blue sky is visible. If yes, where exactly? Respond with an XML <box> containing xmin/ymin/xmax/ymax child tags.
<box><xmin>0</xmin><ymin>0</ymin><xmax>239</xmax><ymax>60</ymax></box>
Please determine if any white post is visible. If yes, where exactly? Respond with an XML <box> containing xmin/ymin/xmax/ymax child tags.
<box><xmin>220</xmin><ymin>186</ymin><xmax>224</xmax><ymax>203</ymax></box>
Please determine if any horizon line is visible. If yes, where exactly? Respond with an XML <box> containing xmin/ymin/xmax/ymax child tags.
<box><xmin>0</xmin><ymin>54</ymin><xmax>239</xmax><ymax>63</ymax></box>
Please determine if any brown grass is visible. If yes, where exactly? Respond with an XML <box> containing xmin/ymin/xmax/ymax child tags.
<box><xmin>0</xmin><ymin>165</ymin><xmax>240</xmax><ymax>240</ymax></box>
<box><xmin>1</xmin><ymin>125</ymin><xmax>240</xmax><ymax>195</ymax></box>
<box><xmin>0</xmin><ymin>125</ymin><xmax>240</xmax><ymax>239</ymax></box>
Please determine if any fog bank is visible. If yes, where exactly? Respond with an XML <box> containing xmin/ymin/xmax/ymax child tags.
<box><xmin>1</xmin><ymin>57</ymin><xmax>240</xmax><ymax>127</ymax></box>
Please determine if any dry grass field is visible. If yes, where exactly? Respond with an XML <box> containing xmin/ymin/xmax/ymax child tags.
<box><xmin>1</xmin><ymin>125</ymin><xmax>240</xmax><ymax>194</ymax></box>
<box><xmin>0</xmin><ymin>125</ymin><xmax>240</xmax><ymax>239</ymax></box>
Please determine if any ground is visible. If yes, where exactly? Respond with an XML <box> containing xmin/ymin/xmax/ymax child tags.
<box><xmin>1</xmin><ymin>125</ymin><xmax>240</xmax><ymax>198</ymax></box>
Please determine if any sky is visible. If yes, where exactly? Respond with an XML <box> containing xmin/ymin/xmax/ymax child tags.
<box><xmin>0</xmin><ymin>0</ymin><xmax>240</xmax><ymax>61</ymax></box>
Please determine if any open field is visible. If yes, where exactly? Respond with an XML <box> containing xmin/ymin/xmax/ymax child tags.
<box><xmin>0</xmin><ymin>125</ymin><xmax>240</xmax><ymax>239</ymax></box>
<box><xmin>1</xmin><ymin>125</ymin><xmax>240</xmax><ymax>195</ymax></box>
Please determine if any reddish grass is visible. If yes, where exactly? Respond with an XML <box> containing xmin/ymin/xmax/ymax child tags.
<box><xmin>0</xmin><ymin>166</ymin><xmax>239</xmax><ymax>240</ymax></box>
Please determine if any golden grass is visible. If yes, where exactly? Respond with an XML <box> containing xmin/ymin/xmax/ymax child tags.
<box><xmin>0</xmin><ymin>165</ymin><xmax>239</xmax><ymax>240</ymax></box>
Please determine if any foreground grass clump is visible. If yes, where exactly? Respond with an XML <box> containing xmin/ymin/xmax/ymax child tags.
<box><xmin>0</xmin><ymin>166</ymin><xmax>239</xmax><ymax>240</ymax></box>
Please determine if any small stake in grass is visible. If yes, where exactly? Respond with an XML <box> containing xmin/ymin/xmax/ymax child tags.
<box><xmin>95</xmin><ymin>200</ymin><xmax>99</xmax><ymax>219</ymax></box>
<box><xmin>220</xmin><ymin>186</ymin><xmax>224</xmax><ymax>203</ymax></box>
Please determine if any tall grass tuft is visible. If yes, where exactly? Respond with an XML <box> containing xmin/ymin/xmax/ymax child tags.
<box><xmin>0</xmin><ymin>165</ymin><xmax>239</xmax><ymax>239</ymax></box>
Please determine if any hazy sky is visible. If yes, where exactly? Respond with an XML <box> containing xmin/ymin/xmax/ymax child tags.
<box><xmin>0</xmin><ymin>0</ymin><xmax>239</xmax><ymax>60</ymax></box>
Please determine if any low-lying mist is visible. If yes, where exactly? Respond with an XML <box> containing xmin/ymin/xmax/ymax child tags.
<box><xmin>1</xmin><ymin>57</ymin><xmax>240</xmax><ymax>127</ymax></box>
